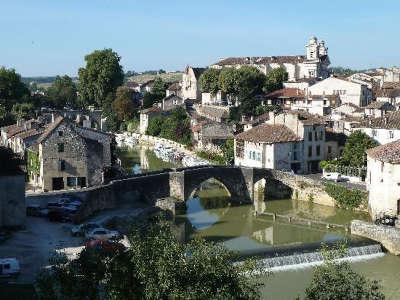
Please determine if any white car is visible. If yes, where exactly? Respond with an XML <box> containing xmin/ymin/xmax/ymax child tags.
<box><xmin>71</xmin><ymin>222</ymin><xmax>102</xmax><ymax>236</ymax></box>
<box><xmin>322</xmin><ymin>172</ymin><xmax>343</xmax><ymax>182</ymax></box>
<box><xmin>85</xmin><ymin>228</ymin><xmax>120</xmax><ymax>241</ymax></box>
<box><xmin>0</xmin><ymin>258</ymin><xmax>20</xmax><ymax>277</ymax></box>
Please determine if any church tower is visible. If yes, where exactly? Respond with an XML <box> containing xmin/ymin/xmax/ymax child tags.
<box><xmin>318</xmin><ymin>40</ymin><xmax>328</xmax><ymax>57</ymax></box>
<box><xmin>306</xmin><ymin>36</ymin><xmax>319</xmax><ymax>60</ymax></box>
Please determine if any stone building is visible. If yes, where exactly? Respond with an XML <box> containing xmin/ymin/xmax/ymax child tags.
<box><xmin>356</xmin><ymin>111</ymin><xmax>400</xmax><ymax>145</ymax></box>
<box><xmin>235</xmin><ymin>111</ymin><xmax>326</xmax><ymax>173</ymax></box>
<box><xmin>30</xmin><ymin>116</ymin><xmax>113</xmax><ymax>191</ymax></box>
<box><xmin>308</xmin><ymin>76</ymin><xmax>373</xmax><ymax>107</ymax></box>
<box><xmin>364</xmin><ymin>101</ymin><xmax>395</xmax><ymax>118</ymax></box>
<box><xmin>166</xmin><ymin>82</ymin><xmax>182</xmax><ymax>98</ymax></box>
<box><xmin>139</xmin><ymin>106</ymin><xmax>162</xmax><ymax>134</ymax></box>
<box><xmin>182</xmin><ymin>66</ymin><xmax>206</xmax><ymax>100</ymax></box>
<box><xmin>196</xmin><ymin>123</ymin><xmax>234</xmax><ymax>153</ymax></box>
<box><xmin>264</xmin><ymin>88</ymin><xmax>306</xmax><ymax>110</ymax></box>
<box><xmin>366</xmin><ymin>140</ymin><xmax>400</xmax><ymax>219</ymax></box>
<box><xmin>211</xmin><ymin>36</ymin><xmax>330</xmax><ymax>82</ymax></box>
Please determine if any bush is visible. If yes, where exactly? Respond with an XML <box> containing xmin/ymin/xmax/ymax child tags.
<box><xmin>304</xmin><ymin>243</ymin><xmax>384</xmax><ymax>300</ymax></box>
<box><xmin>324</xmin><ymin>183</ymin><xmax>367</xmax><ymax>209</ymax></box>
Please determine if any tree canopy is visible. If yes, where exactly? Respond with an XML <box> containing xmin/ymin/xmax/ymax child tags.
<box><xmin>35</xmin><ymin>218</ymin><xmax>264</xmax><ymax>299</ymax></box>
<box><xmin>340</xmin><ymin>131</ymin><xmax>379</xmax><ymax>167</ymax></box>
<box><xmin>112</xmin><ymin>86</ymin><xmax>135</xmax><ymax>121</ymax></box>
<box><xmin>142</xmin><ymin>77</ymin><xmax>167</xmax><ymax>109</ymax></box>
<box><xmin>304</xmin><ymin>244</ymin><xmax>384</xmax><ymax>300</ymax></box>
<box><xmin>199</xmin><ymin>68</ymin><xmax>221</xmax><ymax>94</ymax></box>
<box><xmin>47</xmin><ymin>75</ymin><xmax>78</xmax><ymax>108</ymax></box>
<box><xmin>78</xmin><ymin>49</ymin><xmax>124</xmax><ymax>109</ymax></box>
<box><xmin>264</xmin><ymin>67</ymin><xmax>288</xmax><ymax>93</ymax></box>
<box><xmin>0</xmin><ymin>67</ymin><xmax>30</xmax><ymax>110</ymax></box>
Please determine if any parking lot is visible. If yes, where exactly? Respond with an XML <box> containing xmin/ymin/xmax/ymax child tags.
<box><xmin>0</xmin><ymin>204</ymin><xmax>146</xmax><ymax>284</ymax></box>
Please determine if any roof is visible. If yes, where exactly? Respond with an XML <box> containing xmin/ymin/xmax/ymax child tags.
<box><xmin>140</xmin><ymin>106</ymin><xmax>162</xmax><ymax>114</ymax></box>
<box><xmin>265</xmin><ymin>88</ymin><xmax>305</xmax><ymax>99</ymax></box>
<box><xmin>235</xmin><ymin>124</ymin><xmax>300</xmax><ymax>144</ymax></box>
<box><xmin>197</xmin><ymin>106</ymin><xmax>229</xmax><ymax>120</ymax></box>
<box><xmin>325</xmin><ymin>128</ymin><xmax>347</xmax><ymax>146</ymax></box>
<box><xmin>201</xmin><ymin>123</ymin><xmax>234</xmax><ymax>138</ymax></box>
<box><xmin>14</xmin><ymin>128</ymin><xmax>43</xmax><ymax>140</ymax></box>
<box><xmin>284</xmin><ymin>110</ymin><xmax>326</xmax><ymax>125</ymax></box>
<box><xmin>191</xmin><ymin>67</ymin><xmax>206</xmax><ymax>80</ymax></box>
<box><xmin>36</xmin><ymin>116</ymin><xmax>64</xmax><ymax>144</ymax></box>
<box><xmin>214</xmin><ymin>55</ymin><xmax>307</xmax><ymax>66</ymax></box>
<box><xmin>367</xmin><ymin>140</ymin><xmax>400</xmax><ymax>164</ymax></box>
<box><xmin>365</xmin><ymin>101</ymin><xmax>395</xmax><ymax>110</ymax></box>
<box><xmin>357</xmin><ymin>111</ymin><xmax>400</xmax><ymax>129</ymax></box>
<box><xmin>126</xmin><ymin>81</ymin><xmax>139</xmax><ymax>88</ymax></box>
<box><xmin>167</xmin><ymin>82</ymin><xmax>181</xmax><ymax>91</ymax></box>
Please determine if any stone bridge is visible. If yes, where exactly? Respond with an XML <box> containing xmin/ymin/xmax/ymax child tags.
<box><xmin>27</xmin><ymin>165</ymin><xmax>332</xmax><ymax>222</ymax></box>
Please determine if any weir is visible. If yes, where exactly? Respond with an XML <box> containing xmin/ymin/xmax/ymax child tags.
<box><xmin>258</xmin><ymin>244</ymin><xmax>383</xmax><ymax>271</ymax></box>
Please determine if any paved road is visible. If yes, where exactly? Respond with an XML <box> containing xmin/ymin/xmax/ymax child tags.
<box><xmin>304</xmin><ymin>173</ymin><xmax>367</xmax><ymax>191</ymax></box>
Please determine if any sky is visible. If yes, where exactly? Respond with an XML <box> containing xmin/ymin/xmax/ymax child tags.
<box><xmin>1</xmin><ymin>0</ymin><xmax>399</xmax><ymax>77</ymax></box>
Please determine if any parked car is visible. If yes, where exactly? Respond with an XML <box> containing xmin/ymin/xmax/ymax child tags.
<box><xmin>71</xmin><ymin>222</ymin><xmax>102</xmax><ymax>237</ymax></box>
<box><xmin>375</xmin><ymin>215</ymin><xmax>397</xmax><ymax>226</ymax></box>
<box><xmin>85</xmin><ymin>228</ymin><xmax>120</xmax><ymax>241</ymax></box>
<box><xmin>47</xmin><ymin>201</ymin><xmax>63</xmax><ymax>209</ymax></box>
<box><xmin>85</xmin><ymin>239</ymin><xmax>126</xmax><ymax>253</ymax></box>
<box><xmin>322</xmin><ymin>172</ymin><xmax>344</xmax><ymax>182</ymax></box>
<box><xmin>0</xmin><ymin>258</ymin><xmax>20</xmax><ymax>277</ymax></box>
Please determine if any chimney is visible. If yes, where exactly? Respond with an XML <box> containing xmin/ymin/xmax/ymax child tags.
<box><xmin>384</xmin><ymin>116</ymin><xmax>388</xmax><ymax>125</ymax></box>
<box><xmin>17</xmin><ymin>119</ymin><xmax>23</xmax><ymax>127</ymax></box>
<box><xmin>51</xmin><ymin>113</ymin><xmax>56</xmax><ymax>123</ymax></box>
<box><xmin>241</xmin><ymin>115</ymin><xmax>246</xmax><ymax>122</ymax></box>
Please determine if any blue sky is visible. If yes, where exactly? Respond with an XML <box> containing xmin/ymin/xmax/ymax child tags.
<box><xmin>1</xmin><ymin>0</ymin><xmax>399</xmax><ymax>76</ymax></box>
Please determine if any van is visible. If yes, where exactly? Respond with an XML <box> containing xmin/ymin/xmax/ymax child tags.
<box><xmin>0</xmin><ymin>258</ymin><xmax>20</xmax><ymax>277</ymax></box>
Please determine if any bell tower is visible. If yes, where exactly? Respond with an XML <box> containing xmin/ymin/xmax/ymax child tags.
<box><xmin>306</xmin><ymin>36</ymin><xmax>318</xmax><ymax>60</ymax></box>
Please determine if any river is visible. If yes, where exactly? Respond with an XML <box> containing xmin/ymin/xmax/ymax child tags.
<box><xmin>117</xmin><ymin>145</ymin><xmax>400</xmax><ymax>299</ymax></box>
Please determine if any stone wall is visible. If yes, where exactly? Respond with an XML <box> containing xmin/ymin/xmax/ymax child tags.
<box><xmin>0</xmin><ymin>175</ymin><xmax>26</xmax><ymax>228</ymax></box>
<box><xmin>351</xmin><ymin>220</ymin><xmax>400</xmax><ymax>255</ymax></box>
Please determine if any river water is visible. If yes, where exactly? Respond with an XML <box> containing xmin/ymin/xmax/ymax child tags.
<box><xmin>118</xmin><ymin>145</ymin><xmax>400</xmax><ymax>299</ymax></box>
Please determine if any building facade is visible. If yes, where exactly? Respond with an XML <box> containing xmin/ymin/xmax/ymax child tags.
<box><xmin>211</xmin><ymin>36</ymin><xmax>330</xmax><ymax>82</ymax></box>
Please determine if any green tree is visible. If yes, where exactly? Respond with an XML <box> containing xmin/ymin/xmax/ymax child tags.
<box><xmin>78</xmin><ymin>49</ymin><xmax>124</xmax><ymax>109</ymax></box>
<box><xmin>142</xmin><ymin>92</ymin><xmax>158</xmax><ymax>109</ymax></box>
<box><xmin>146</xmin><ymin>116</ymin><xmax>164</xmax><ymax>136</ymax></box>
<box><xmin>47</xmin><ymin>75</ymin><xmax>78</xmax><ymax>108</ymax></box>
<box><xmin>264</xmin><ymin>67</ymin><xmax>288</xmax><ymax>93</ymax></box>
<box><xmin>112</xmin><ymin>86</ymin><xmax>135</xmax><ymax>121</ymax></box>
<box><xmin>236</xmin><ymin>66</ymin><xmax>265</xmax><ymax>98</ymax></box>
<box><xmin>199</xmin><ymin>68</ymin><xmax>221</xmax><ymax>94</ymax></box>
<box><xmin>11</xmin><ymin>102</ymin><xmax>35</xmax><ymax>120</ymax></box>
<box><xmin>35</xmin><ymin>219</ymin><xmax>264</xmax><ymax>299</ymax></box>
<box><xmin>219</xmin><ymin>68</ymin><xmax>240</xmax><ymax>95</ymax></box>
<box><xmin>221</xmin><ymin>138</ymin><xmax>234</xmax><ymax>164</ymax></box>
<box><xmin>340</xmin><ymin>131</ymin><xmax>379</xmax><ymax>167</ymax></box>
<box><xmin>151</xmin><ymin>77</ymin><xmax>167</xmax><ymax>102</ymax></box>
<box><xmin>0</xmin><ymin>67</ymin><xmax>30</xmax><ymax>110</ymax></box>
<box><xmin>304</xmin><ymin>244</ymin><xmax>384</xmax><ymax>300</ymax></box>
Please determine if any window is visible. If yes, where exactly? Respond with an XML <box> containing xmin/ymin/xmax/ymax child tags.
<box><xmin>389</xmin><ymin>131</ymin><xmax>394</xmax><ymax>139</ymax></box>
<box><xmin>60</xmin><ymin>160</ymin><xmax>66</xmax><ymax>171</ymax></box>
<box><xmin>308</xmin><ymin>132</ymin><xmax>312</xmax><ymax>141</ymax></box>
<box><xmin>316</xmin><ymin>145</ymin><xmax>320</xmax><ymax>156</ymax></box>
<box><xmin>319</xmin><ymin>131</ymin><xmax>323</xmax><ymax>140</ymax></box>
<box><xmin>67</xmin><ymin>177</ymin><xmax>77</xmax><ymax>187</ymax></box>
<box><xmin>58</xmin><ymin>131</ymin><xmax>63</xmax><ymax>137</ymax></box>
<box><xmin>256</xmin><ymin>153</ymin><xmax>261</xmax><ymax>161</ymax></box>
<box><xmin>57</xmin><ymin>143</ymin><xmax>64</xmax><ymax>152</ymax></box>
<box><xmin>372</xmin><ymin>129</ymin><xmax>377</xmax><ymax>137</ymax></box>
<box><xmin>308</xmin><ymin>146</ymin><xmax>312</xmax><ymax>157</ymax></box>
<box><xmin>314</xmin><ymin>131</ymin><xmax>318</xmax><ymax>141</ymax></box>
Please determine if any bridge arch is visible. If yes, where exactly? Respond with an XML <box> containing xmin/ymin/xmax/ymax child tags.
<box><xmin>182</xmin><ymin>167</ymin><xmax>251</xmax><ymax>204</ymax></box>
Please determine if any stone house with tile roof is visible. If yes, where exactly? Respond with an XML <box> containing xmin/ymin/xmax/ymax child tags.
<box><xmin>366</xmin><ymin>140</ymin><xmax>400</xmax><ymax>219</ymax></box>
<box><xmin>234</xmin><ymin>111</ymin><xmax>326</xmax><ymax>173</ymax></box>
<box><xmin>355</xmin><ymin>111</ymin><xmax>400</xmax><ymax>145</ymax></box>
<box><xmin>364</xmin><ymin>101</ymin><xmax>395</xmax><ymax>118</ymax></box>
<box><xmin>28</xmin><ymin>116</ymin><xmax>113</xmax><ymax>191</ymax></box>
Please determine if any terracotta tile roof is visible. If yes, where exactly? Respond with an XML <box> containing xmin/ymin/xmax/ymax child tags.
<box><xmin>197</xmin><ymin>106</ymin><xmax>229</xmax><ymax>120</ymax></box>
<box><xmin>36</xmin><ymin>116</ymin><xmax>64</xmax><ymax>144</ymax></box>
<box><xmin>14</xmin><ymin>128</ymin><xmax>43</xmax><ymax>140</ymax></box>
<box><xmin>365</xmin><ymin>101</ymin><xmax>395</xmax><ymax>110</ymax></box>
<box><xmin>215</xmin><ymin>55</ymin><xmax>307</xmax><ymax>66</ymax></box>
<box><xmin>367</xmin><ymin>140</ymin><xmax>400</xmax><ymax>163</ymax></box>
<box><xmin>357</xmin><ymin>111</ymin><xmax>400</xmax><ymax>129</ymax></box>
<box><xmin>265</xmin><ymin>88</ymin><xmax>305</xmax><ymax>99</ymax></box>
<box><xmin>167</xmin><ymin>82</ymin><xmax>181</xmax><ymax>91</ymax></box>
<box><xmin>235</xmin><ymin>124</ymin><xmax>300</xmax><ymax>144</ymax></box>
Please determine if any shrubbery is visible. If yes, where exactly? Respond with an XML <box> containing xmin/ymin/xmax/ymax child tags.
<box><xmin>324</xmin><ymin>183</ymin><xmax>367</xmax><ymax>209</ymax></box>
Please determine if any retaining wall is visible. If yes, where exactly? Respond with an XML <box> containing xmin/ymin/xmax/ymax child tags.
<box><xmin>351</xmin><ymin>220</ymin><xmax>400</xmax><ymax>255</ymax></box>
